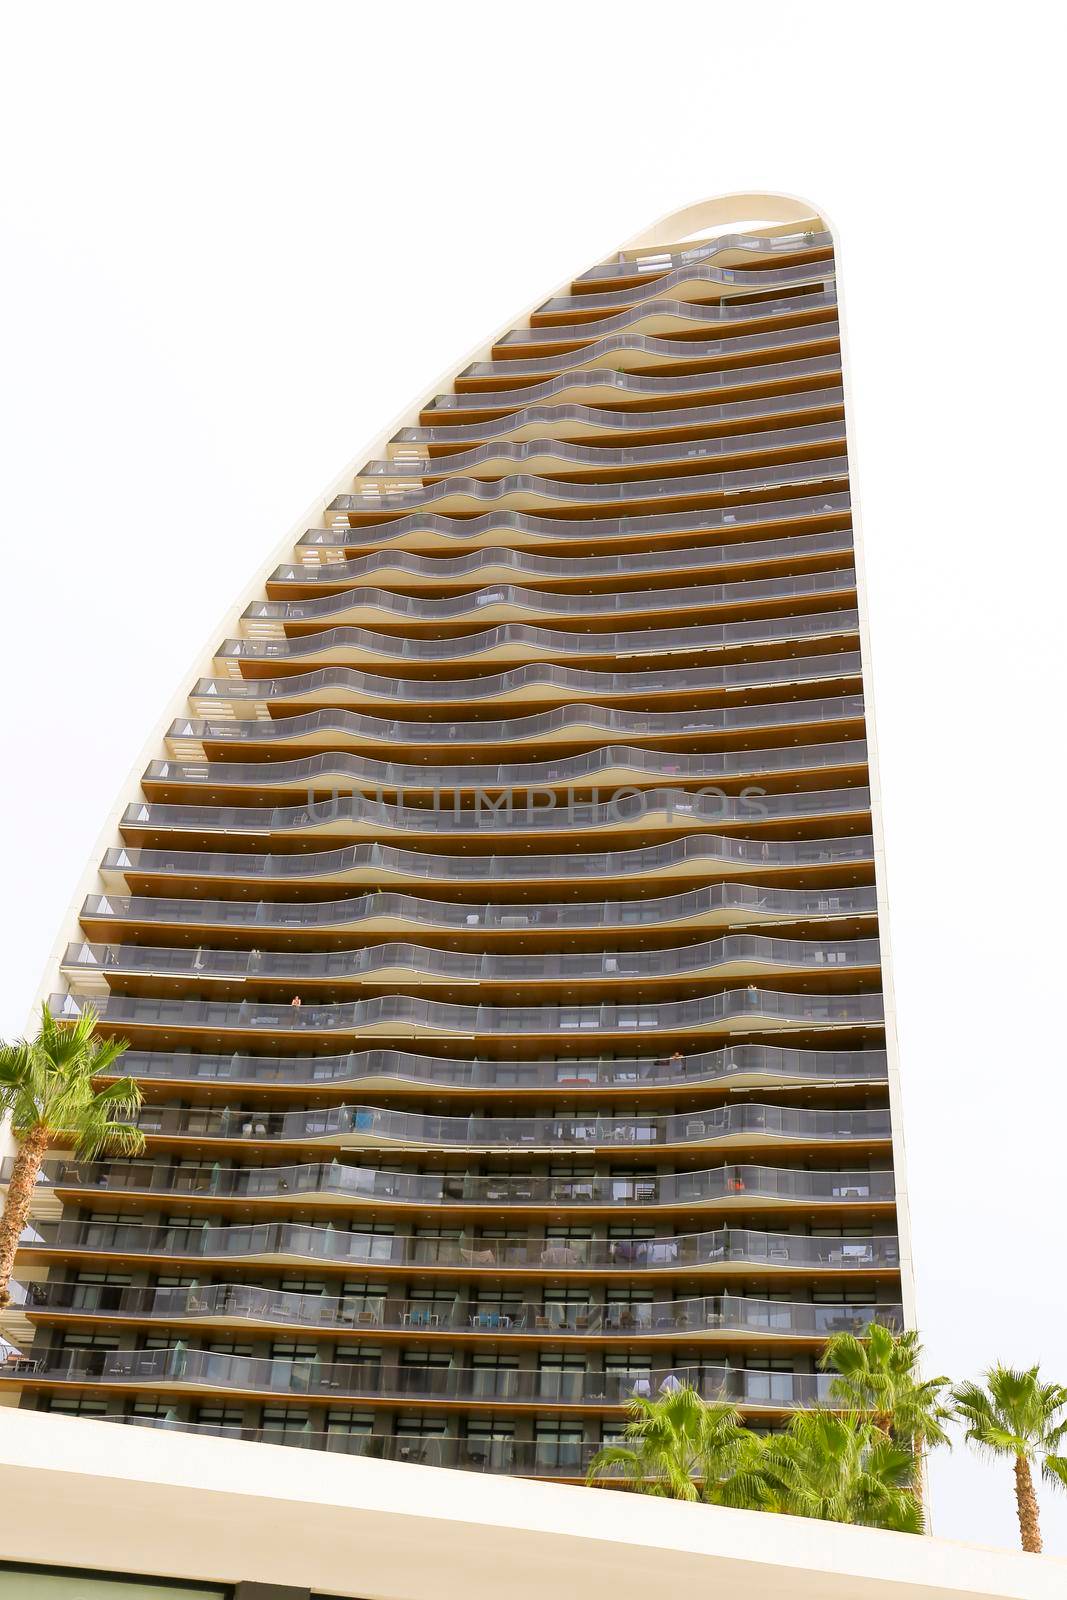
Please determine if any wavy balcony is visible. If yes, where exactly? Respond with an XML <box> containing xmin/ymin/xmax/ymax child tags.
<box><xmin>85</xmin><ymin>1417</ymin><xmax>755</xmax><ymax>1479</ymax></box>
<box><xmin>112</xmin><ymin>1101</ymin><xmax>893</xmax><ymax>1155</ymax></box>
<box><xmin>80</xmin><ymin>884</ymin><xmax>877</xmax><ymax>948</ymax></box>
<box><xmin>63</xmin><ymin>934</ymin><xmax>882</xmax><ymax>998</ymax></box>
<box><xmin>100</xmin><ymin>833</ymin><xmax>875</xmax><ymax>897</ymax></box>
<box><xmin>572</xmin><ymin>227</ymin><xmax>833</xmax><ymax>285</ymax></box>
<box><xmin>4</xmin><ymin>1348</ymin><xmax>834</xmax><ymax>1416</ymax></box>
<box><xmin>270</xmin><ymin>528</ymin><xmax>855</xmax><ymax>593</ymax></box>
<box><xmin>457</xmin><ymin>322</ymin><xmax>841</xmax><ymax>390</ymax></box>
<box><xmin>19</xmin><ymin>1281</ymin><xmax>900</xmax><ymax>1346</ymax></box>
<box><xmin>52</xmin><ymin>987</ymin><xmax>885</xmax><ymax>1043</ymax></box>
<box><xmin>96</xmin><ymin>1418</ymin><xmax>597</xmax><ymax>1477</ymax></box>
<box><xmin>167</xmin><ymin>697</ymin><xmax>865</xmax><ymax>763</ymax></box>
<box><xmin>144</xmin><ymin>740</ymin><xmax>869</xmax><ymax>802</ymax></box>
<box><xmin>317</xmin><ymin>495</ymin><xmax>850</xmax><ymax>563</ymax></box>
<box><xmin>535</xmin><ymin>256</ymin><xmax>834</xmax><ymax>318</ymax></box>
<box><xmin>93</xmin><ymin>1044</ymin><xmax>889</xmax><ymax>1094</ymax></box>
<box><xmin>218</xmin><ymin>612</ymin><xmax>861</xmax><ymax>675</ymax></box>
<box><xmin>391</xmin><ymin>386</ymin><xmax>845</xmax><ymax>450</ymax></box>
<box><xmin>241</xmin><ymin>569</ymin><xmax>855</xmax><ymax>637</ymax></box>
<box><xmin>14</xmin><ymin>1157</ymin><xmax>894</xmax><ymax>1215</ymax></box>
<box><xmin>416</xmin><ymin>352</ymin><xmax>842</xmax><ymax>421</ymax></box>
<box><xmin>495</xmin><ymin>288</ymin><xmax>838</xmax><ymax>351</ymax></box>
<box><xmin>192</xmin><ymin>650</ymin><xmax>863</xmax><ymax>716</ymax></box>
<box><xmin>118</xmin><ymin>788</ymin><xmax>870</xmax><ymax>849</ymax></box>
<box><xmin>20</xmin><ymin>1217</ymin><xmax>901</xmax><ymax>1277</ymax></box>
<box><xmin>330</xmin><ymin>457</ymin><xmax>848</xmax><ymax>522</ymax></box>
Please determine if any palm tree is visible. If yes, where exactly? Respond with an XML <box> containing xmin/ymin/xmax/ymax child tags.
<box><xmin>820</xmin><ymin>1323</ymin><xmax>952</xmax><ymax>1516</ymax></box>
<box><xmin>0</xmin><ymin>1001</ymin><xmax>145</xmax><ymax>1306</ymax></box>
<box><xmin>723</xmin><ymin>1410</ymin><xmax>922</xmax><ymax>1532</ymax></box>
<box><xmin>586</xmin><ymin>1384</ymin><xmax>748</xmax><ymax>1500</ymax></box>
<box><xmin>952</xmin><ymin>1365</ymin><xmax>1067</xmax><ymax>1554</ymax></box>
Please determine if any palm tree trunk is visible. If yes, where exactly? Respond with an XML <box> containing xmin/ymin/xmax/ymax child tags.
<box><xmin>912</xmin><ymin>1447</ymin><xmax>927</xmax><ymax>1532</ymax></box>
<box><xmin>0</xmin><ymin>1126</ymin><xmax>49</xmax><ymax>1307</ymax></box>
<box><xmin>1013</xmin><ymin>1454</ymin><xmax>1042</xmax><ymax>1554</ymax></box>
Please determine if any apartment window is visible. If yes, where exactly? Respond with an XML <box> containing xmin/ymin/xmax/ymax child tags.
<box><xmin>326</xmin><ymin>1409</ymin><xmax>373</xmax><ymax>1435</ymax></box>
<box><xmin>547</xmin><ymin>1165</ymin><xmax>596</xmax><ymax>1202</ymax></box>
<box><xmin>554</xmin><ymin>1062</ymin><xmax>598</xmax><ymax>1085</ymax></box>
<box><xmin>129</xmin><ymin>1400</ymin><xmax>176</xmax><ymax>1420</ymax></box>
<box><xmin>336</xmin><ymin>1344</ymin><xmax>382</xmax><ymax>1364</ymax></box>
<box><xmin>742</xmin><ymin>1357</ymin><xmax>798</xmax><ymax>1404</ymax></box>
<box><xmin>71</xmin><ymin>1272</ymin><xmax>132</xmax><ymax>1314</ymax></box>
<box><xmin>270</xmin><ymin>1341</ymin><xmax>318</xmax><ymax>1361</ymax></box>
<box><xmin>399</xmin><ymin>1348</ymin><xmax>451</xmax><ymax>1397</ymax></box>
<box><xmin>465</xmin><ymin>1422</ymin><xmax>516</xmax><ymax>1468</ymax></box>
<box><xmin>604</xmin><ymin>1352</ymin><xmax>653</xmax><ymax>1397</ymax></box>
<box><xmin>413</xmin><ymin>1227</ymin><xmax>460</xmax><ymax>1264</ymax></box>
<box><xmin>534</xmin><ymin>1421</ymin><xmax>585</xmax><ymax>1471</ymax></box>
<box><xmin>194</xmin><ymin>1406</ymin><xmax>244</xmax><ymax>1430</ymax></box>
<box><xmin>261</xmin><ymin>1408</ymin><xmax>310</xmax><ymax>1435</ymax></box>
<box><xmin>812</xmin><ymin>1290</ymin><xmax>880</xmax><ymax>1304</ymax></box>
<box><xmin>394</xmin><ymin>1416</ymin><xmax>449</xmax><ymax>1462</ymax></box>
<box><xmin>538</xmin><ymin>1353</ymin><xmax>586</xmax><ymax>1401</ymax></box>
<box><xmin>43</xmin><ymin>1396</ymin><xmax>108</xmax><ymax>1417</ymax></box>
<box><xmin>604</xmin><ymin>1286</ymin><xmax>655</xmax><ymax>1337</ymax></box>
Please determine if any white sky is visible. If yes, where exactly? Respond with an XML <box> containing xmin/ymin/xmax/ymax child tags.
<box><xmin>2</xmin><ymin>0</ymin><xmax>1065</xmax><ymax>1556</ymax></box>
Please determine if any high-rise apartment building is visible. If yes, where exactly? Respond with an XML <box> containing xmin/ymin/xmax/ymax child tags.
<box><xmin>1</xmin><ymin>192</ymin><xmax>912</xmax><ymax>1480</ymax></box>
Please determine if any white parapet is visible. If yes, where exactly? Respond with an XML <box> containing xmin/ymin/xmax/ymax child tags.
<box><xmin>0</xmin><ymin>1408</ymin><xmax>1063</xmax><ymax>1600</ymax></box>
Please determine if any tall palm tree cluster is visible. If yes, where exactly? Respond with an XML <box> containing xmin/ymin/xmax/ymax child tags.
<box><xmin>1</xmin><ymin>1007</ymin><xmax>1065</xmax><ymax>1555</ymax></box>
<box><xmin>587</xmin><ymin>1329</ymin><xmax>1067</xmax><ymax>1555</ymax></box>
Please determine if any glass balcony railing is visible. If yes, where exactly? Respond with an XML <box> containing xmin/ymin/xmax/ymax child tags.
<box><xmin>538</xmin><ymin>257</ymin><xmax>834</xmax><ymax>317</ymax></box>
<box><xmin>6</xmin><ymin>1347</ymin><xmax>834</xmax><ymax>1411</ymax></box>
<box><xmin>99</xmin><ymin>1418</ymin><xmax>597</xmax><ymax>1475</ymax></box>
<box><xmin>575</xmin><ymin>230</ymin><xmax>834</xmax><ymax>283</ymax></box>
<box><xmin>12</xmin><ymin>1156</ymin><xmax>894</xmax><ymax>1209</ymax></box>
<box><xmin>271</xmin><ymin>528</ymin><xmax>855</xmax><ymax>589</ymax></box>
<box><xmin>101</xmin><ymin>831</ymin><xmax>874</xmax><ymax>890</ymax></box>
<box><xmin>21</xmin><ymin>1217</ymin><xmax>901</xmax><ymax>1274</ymax></box>
<box><xmin>392</xmin><ymin>386</ymin><xmax>845</xmax><ymax>448</ymax></box>
<box><xmin>63</xmin><ymin>933</ymin><xmax>881</xmax><ymax>991</ymax></box>
<box><xmin>421</xmin><ymin>351</ymin><xmax>842</xmax><ymax>416</ymax></box>
<box><xmin>242</xmin><ymin>568</ymin><xmax>855</xmax><ymax>630</ymax></box>
<box><xmin>192</xmin><ymin>652</ymin><xmax>863</xmax><ymax>712</ymax></box>
<box><xmin>217</xmin><ymin>609</ymin><xmax>860</xmax><ymax>670</ymax></box>
<box><xmin>330</xmin><ymin>457</ymin><xmax>848</xmax><ymax>517</ymax></box>
<box><xmin>458</xmin><ymin>322</ymin><xmax>840</xmax><ymax>385</ymax></box>
<box><xmin>82</xmin><ymin>882</ymin><xmax>878</xmax><ymax>940</ymax></box>
<box><xmin>70</xmin><ymin>1098</ymin><xmax>893</xmax><ymax>1150</ymax></box>
<box><xmin>315</xmin><ymin>487</ymin><xmax>850</xmax><ymax>550</ymax></box>
<box><xmin>120</xmin><ymin>785</ymin><xmax>871</xmax><ymax>841</ymax></box>
<box><xmin>95</xmin><ymin>1043</ymin><xmax>889</xmax><ymax>1093</ymax></box>
<box><xmin>168</xmin><ymin>694</ymin><xmax>864</xmax><ymax>754</ymax></box>
<box><xmin>53</xmin><ymin>987</ymin><xmax>886</xmax><ymax>1041</ymax></box>
<box><xmin>362</xmin><ymin>422</ymin><xmax>847</xmax><ymax>484</ymax></box>
<box><xmin>19</xmin><ymin>1280</ymin><xmax>899</xmax><ymax>1344</ymax></box>
<box><xmin>144</xmin><ymin>739</ymin><xmax>868</xmax><ymax>798</ymax></box>
<box><xmin>497</xmin><ymin>287</ymin><xmax>839</xmax><ymax>347</ymax></box>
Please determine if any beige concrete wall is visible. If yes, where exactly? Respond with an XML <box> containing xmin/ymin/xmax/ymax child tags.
<box><xmin>0</xmin><ymin>1410</ymin><xmax>1062</xmax><ymax>1600</ymax></box>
